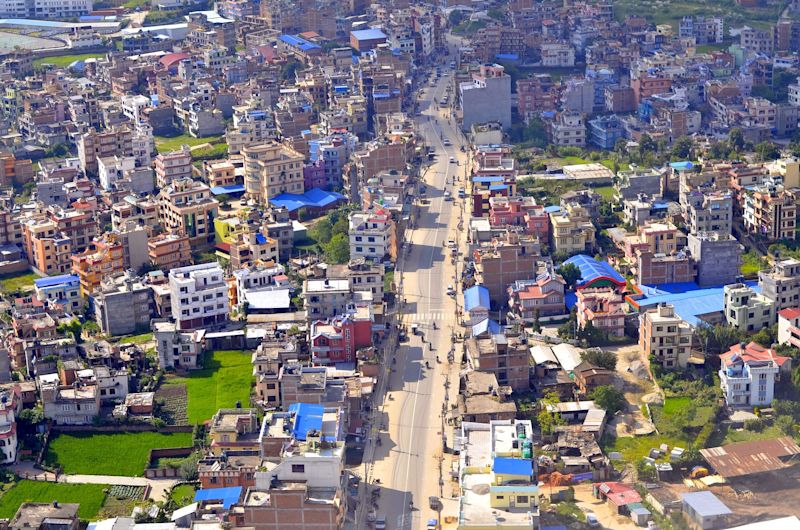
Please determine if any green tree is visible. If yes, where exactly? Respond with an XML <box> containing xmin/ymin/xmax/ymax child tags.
<box><xmin>310</xmin><ymin>218</ymin><xmax>333</xmax><ymax>245</ymax></box>
<box><xmin>556</xmin><ymin>263</ymin><xmax>582</xmax><ymax>289</ymax></box>
<box><xmin>17</xmin><ymin>406</ymin><xmax>43</xmax><ymax>427</ymax></box>
<box><xmin>532</xmin><ymin>309</ymin><xmax>542</xmax><ymax>333</ymax></box>
<box><xmin>775</xmin><ymin>415</ymin><xmax>796</xmax><ymax>436</ymax></box>
<box><xmin>588</xmin><ymin>385</ymin><xmax>625</xmax><ymax>414</ymax></box>
<box><xmin>671</xmin><ymin>136</ymin><xmax>694</xmax><ymax>160</ymax></box>
<box><xmin>638</xmin><ymin>134</ymin><xmax>657</xmax><ymax>154</ymax></box>
<box><xmin>448</xmin><ymin>9</ymin><xmax>464</xmax><ymax>25</ymax></box>
<box><xmin>323</xmin><ymin>233</ymin><xmax>350</xmax><ymax>264</ymax></box>
<box><xmin>581</xmin><ymin>348</ymin><xmax>617</xmax><ymax>370</ymax></box>
<box><xmin>708</xmin><ymin>141</ymin><xmax>731</xmax><ymax>160</ymax></box>
<box><xmin>755</xmin><ymin>141</ymin><xmax>781</xmax><ymax>162</ymax></box>
<box><xmin>537</xmin><ymin>392</ymin><xmax>564</xmax><ymax>435</ymax></box>
<box><xmin>729</xmin><ymin>128</ymin><xmax>745</xmax><ymax>152</ymax></box>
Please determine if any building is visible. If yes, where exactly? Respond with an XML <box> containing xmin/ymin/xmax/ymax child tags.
<box><xmin>723</xmin><ymin>283</ymin><xmax>775</xmax><ymax>331</ymax></box>
<box><xmin>687</xmin><ymin>232</ymin><xmax>742</xmax><ymax>287</ymax></box>
<box><xmin>743</xmin><ymin>185</ymin><xmax>797</xmax><ymax>242</ymax></box>
<box><xmin>576</xmin><ymin>288</ymin><xmax>626</xmax><ymax>338</ymax></box>
<box><xmin>33</xmin><ymin>275</ymin><xmax>82</xmax><ymax>313</ymax></box>
<box><xmin>8</xmin><ymin>503</ymin><xmax>79</xmax><ymax>530</ymax></box>
<box><xmin>77</xmin><ymin>127</ymin><xmax>133</xmax><ymax>177</ymax></box>
<box><xmin>488</xmin><ymin>196</ymin><xmax>549</xmax><ymax>243</ymax></box>
<box><xmin>507</xmin><ymin>272</ymin><xmax>566</xmax><ymax>320</ymax></box>
<box><xmin>303</xmin><ymin>278</ymin><xmax>351</xmax><ymax>321</ymax></box>
<box><xmin>169</xmin><ymin>263</ymin><xmax>229</xmax><ymax>331</ymax></box>
<box><xmin>155</xmin><ymin>146</ymin><xmax>192</xmax><ymax>188</ymax></box>
<box><xmin>550</xmin><ymin>205</ymin><xmax>596</xmax><ymax>255</ymax></box>
<box><xmin>71</xmin><ymin>236</ymin><xmax>124</xmax><ymax>297</ymax></box>
<box><xmin>152</xmin><ymin>320</ymin><xmax>203</xmax><ymax>370</ymax></box>
<box><xmin>243</xmin><ymin>142</ymin><xmax>305</xmax><ymax>204</ymax></box>
<box><xmin>0</xmin><ymin>385</ymin><xmax>18</xmax><ymax>463</ymax></box>
<box><xmin>541</xmin><ymin>42</ymin><xmax>575</xmax><ymax>67</ymax></box>
<box><xmin>681</xmin><ymin>491</ymin><xmax>731</xmax><ymax>530</ymax></box>
<box><xmin>778</xmin><ymin>307</ymin><xmax>800</xmax><ymax>349</ymax></box>
<box><xmin>474</xmin><ymin>233</ymin><xmax>539</xmax><ymax>306</ymax></box>
<box><xmin>639</xmin><ymin>304</ymin><xmax>694</xmax><ymax>370</ymax></box>
<box><xmin>348</xmin><ymin>208</ymin><xmax>396</xmax><ymax>263</ymax></box>
<box><xmin>759</xmin><ymin>258</ymin><xmax>800</xmax><ymax>312</ymax></box>
<box><xmin>719</xmin><ymin>342</ymin><xmax>791</xmax><ymax>408</ymax></box>
<box><xmin>466</xmin><ymin>329</ymin><xmax>531</xmax><ymax>391</ymax></box>
<box><xmin>459</xmin><ymin>64</ymin><xmax>512</xmax><ymax>130</ymax></box>
<box><xmin>550</xmin><ymin>112</ymin><xmax>586</xmax><ymax>147</ymax></box>
<box><xmin>685</xmin><ymin>192</ymin><xmax>733</xmax><ymax>236</ymax></box>
<box><xmin>588</xmin><ymin>115</ymin><xmax>624</xmax><ymax>150</ymax></box>
<box><xmin>457</xmin><ymin>420</ymin><xmax>539</xmax><ymax>529</ymax></box>
<box><xmin>464</xmin><ymin>285</ymin><xmax>491</xmax><ymax>325</ymax></box>
<box><xmin>310</xmin><ymin>308</ymin><xmax>373</xmax><ymax>364</ymax></box>
<box><xmin>94</xmin><ymin>273</ymin><xmax>154</xmax><ymax>336</ymax></box>
<box><xmin>349</xmin><ymin>28</ymin><xmax>387</xmax><ymax>52</ymax></box>
<box><xmin>39</xmin><ymin>372</ymin><xmax>99</xmax><ymax>425</ymax></box>
<box><xmin>209</xmin><ymin>408</ymin><xmax>260</xmax><ymax>455</ymax></box>
<box><xmin>148</xmin><ymin>233</ymin><xmax>192</xmax><ymax>272</ymax></box>
<box><xmin>158</xmin><ymin>178</ymin><xmax>219</xmax><ymax>248</ymax></box>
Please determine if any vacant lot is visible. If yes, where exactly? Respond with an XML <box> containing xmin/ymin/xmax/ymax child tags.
<box><xmin>0</xmin><ymin>271</ymin><xmax>41</xmax><ymax>293</ymax></box>
<box><xmin>170</xmin><ymin>484</ymin><xmax>197</xmax><ymax>507</ymax></box>
<box><xmin>154</xmin><ymin>133</ymin><xmax>222</xmax><ymax>153</ymax></box>
<box><xmin>33</xmin><ymin>53</ymin><xmax>105</xmax><ymax>68</ymax></box>
<box><xmin>165</xmin><ymin>350</ymin><xmax>253</xmax><ymax>423</ymax></box>
<box><xmin>45</xmin><ymin>431</ymin><xmax>193</xmax><ymax>476</ymax></box>
<box><xmin>0</xmin><ymin>481</ymin><xmax>107</xmax><ymax>519</ymax></box>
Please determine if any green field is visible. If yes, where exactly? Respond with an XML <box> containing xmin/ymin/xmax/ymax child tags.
<box><xmin>117</xmin><ymin>332</ymin><xmax>154</xmax><ymax>345</ymax></box>
<box><xmin>740</xmin><ymin>250</ymin><xmax>767</xmax><ymax>277</ymax></box>
<box><xmin>662</xmin><ymin>396</ymin><xmax>691</xmax><ymax>415</ymax></box>
<box><xmin>0</xmin><ymin>481</ymin><xmax>107</xmax><ymax>519</ymax></box>
<box><xmin>602</xmin><ymin>433</ymin><xmax>688</xmax><ymax>464</ymax></box>
<box><xmin>45</xmin><ymin>431</ymin><xmax>193</xmax><ymax>476</ymax></box>
<box><xmin>0</xmin><ymin>271</ymin><xmax>41</xmax><ymax>293</ymax></box>
<box><xmin>614</xmin><ymin>0</ymin><xmax>783</xmax><ymax>30</ymax></box>
<box><xmin>33</xmin><ymin>53</ymin><xmax>105</xmax><ymax>69</ymax></box>
<box><xmin>166</xmin><ymin>350</ymin><xmax>254</xmax><ymax>423</ymax></box>
<box><xmin>154</xmin><ymin>134</ymin><xmax>222</xmax><ymax>153</ymax></box>
<box><xmin>595</xmin><ymin>186</ymin><xmax>616</xmax><ymax>202</ymax></box>
<box><xmin>169</xmin><ymin>484</ymin><xmax>197</xmax><ymax>507</ymax></box>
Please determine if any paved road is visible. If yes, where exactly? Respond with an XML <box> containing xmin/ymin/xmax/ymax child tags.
<box><xmin>362</xmin><ymin>44</ymin><xmax>469</xmax><ymax>530</ymax></box>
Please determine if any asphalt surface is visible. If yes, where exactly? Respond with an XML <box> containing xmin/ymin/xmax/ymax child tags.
<box><xmin>363</xmin><ymin>45</ymin><xmax>469</xmax><ymax>530</ymax></box>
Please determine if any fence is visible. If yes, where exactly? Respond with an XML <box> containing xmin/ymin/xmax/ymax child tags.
<box><xmin>144</xmin><ymin>447</ymin><xmax>194</xmax><ymax>479</ymax></box>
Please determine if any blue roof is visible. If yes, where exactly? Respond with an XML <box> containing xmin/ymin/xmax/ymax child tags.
<box><xmin>255</xmin><ymin>233</ymin><xmax>267</xmax><ymax>245</ymax></box>
<box><xmin>269</xmin><ymin>188</ymin><xmax>345</xmax><ymax>213</ymax></box>
<box><xmin>464</xmin><ymin>285</ymin><xmax>490</xmax><ymax>312</ymax></box>
<box><xmin>210</xmin><ymin>184</ymin><xmax>245</xmax><ymax>195</ymax></box>
<box><xmin>194</xmin><ymin>487</ymin><xmax>242</xmax><ymax>508</ymax></box>
<box><xmin>289</xmin><ymin>403</ymin><xmax>325</xmax><ymax>441</ymax></box>
<box><xmin>682</xmin><ymin>491</ymin><xmax>732</xmax><ymax>517</ymax></box>
<box><xmin>278</xmin><ymin>34</ymin><xmax>320</xmax><ymax>51</ymax></box>
<box><xmin>636</xmin><ymin>281</ymin><xmax>759</xmax><ymax>327</ymax></box>
<box><xmin>492</xmin><ymin>457</ymin><xmax>532</xmax><ymax>476</ymax></box>
<box><xmin>495</xmin><ymin>53</ymin><xmax>519</xmax><ymax>61</ymax></box>
<box><xmin>562</xmin><ymin>254</ymin><xmax>626</xmax><ymax>288</ymax></box>
<box><xmin>544</xmin><ymin>205</ymin><xmax>562</xmax><ymax>214</ymax></box>
<box><xmin>473</xmin><ymin>176</ymin><xmax>504</xmax><ymax>183</ymax></box>
<box><xmin>489</xmin><ymin>184</ymin><xmax>509</xmax><ymax>191</ymax></box>
<box><xmin>34</xmin><ymin>274</ymin><xmax>79</xmax><ymax>288</ymax></box>
<box><xmin>351</xmin><ymin>28</ymin><xmax>387</xmax><ymax>41</ymax></box>
<box><xmin>670</xmin><ymin>161</ymin><xmax>694</xmax><ymax>171</ymax></box>
<box><xmin>472</xmin><ymin>318</ymin><xmax>502</xmax><ymax>336</ymax></box>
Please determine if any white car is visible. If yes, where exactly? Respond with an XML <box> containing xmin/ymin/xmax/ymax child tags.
<box><xmin>444</xmin><ymin>191</ymin><xmax>452</xmax><ymax>201</ymax></box>
<box><xmin>443</xmin><ymin>139</ymin><xmax>451</xmax><ymax>146</ymax></box>
<box><xmin>449</xmin><ymin>157</ymin><xmax>456</xmax><ymax>163</ymax></box>
<box><xmin>586</xmin><ymin>513</ymin><xmax>601</xmax><ymax>528</ymax></box>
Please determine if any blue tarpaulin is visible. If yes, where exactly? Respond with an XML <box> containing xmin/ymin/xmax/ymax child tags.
<box><xmin>492</xmin><ymin>457</ymin><xmax>532</xmax><ymax>476</ymax></box>
<box><xmin>194</xmin><ymin>487</ymin><xmax>242</xmax><ymax>508</ymax></box>
<box><xmin>289</xmin><ymin>403</ymin><xmax>324</xmax><ymax>440</ymax></box>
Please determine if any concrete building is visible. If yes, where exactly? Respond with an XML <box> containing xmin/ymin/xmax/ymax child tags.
<box><xmin>723</xmin><ymin>283</ymin><xmax>775</xmax><ymax>332</ymax></box>
<box><xmin>348</xmin><ymin>208</ymin><xmax>396</xmax><ymax>263</ymax></box>
<box><xmin>719</xmin><ymin>342</ymin><xmax>791</xmax><ymax>408</ymax></box>
<box><xmin>576</xmin><ymin>287</ymin><xmax>626</xmax><ymax>338</ymax></box>
<box><xmin>639</xmin><ymin>304</ymin><xmax>693</xmax><ymax>370</ymax></box>
<box><xmin>158</xmin><ymin>178</ymin><xmax>219</xmax><ymax>248</ymax></box>
<box><xmin>0</xmin><ymin>385</ymin><xmax>18</xmax><ymax>463</ymax></box>
<box><xmin>39</xmin><ymin>372</ymin><xmax>99</xmax><ymax>425</ymax></box>
<box><xmin>169</xmin><ymin>262</ymin><xmax>229</xmax><ymax>331</ymax></box>
<box><xmin>155</xmin><ymin>146</ymin><xmax>192</xmax><ymax>188</ymax></box>
<box><xmin>687</xmin><ymin>232</ymin><xmax>742</xmax><ymax>287</ymax></box>
<box><xmin>743</xmin><ymin>184</ymin><xmax>797</xmax><ymax>242</ymax></box>
<box><xmin>303</xmin><ymin>278</ymin><xmax>351</xmax><ymax>321</ymax></box>
<box><xmin>148</xmin><ymin>233</ymin><xmax>192</xmax><ymax>272</ymax></box>
<box><xmin>541</xmin><ymin>42</ymin><xmax>575</xmax><ymax>67</ymax></box>
<box><xmin>71</xmin><ymin>236</ymin><xmax>125</xmax><ymax>297</ymax></box>
<box><xmin>474</xmin><ymin>233</ymin><xmax>539</xmax><ymax>306</ymax></box>
<box><xmin>550</xmin><ymin>112</ymin><xmax>586</xmax><ymax>147</ymax></box>
<box><xmin>507</xmin><ymin>272</ymin><xmax>566</xmax><ymax>320</ymax></box>
<box><xmin>550</xmin><ymin>205</ymin><xmax>596</xmax><ymax>255</ymax></box>
<box><xmin>459</xmin><ymin>64</ymin><xmax>512</xmax><ymax>131</ymax></box>
<box><xmin>327</xmin><ymin>259</ymin><xmax>384</xmax><ymax>303</ymax></box>
<box><xmin>77</xmin><ymin>127</ymin><xmax>133</xmax><ymax>177</ymax></box>
<box><xmin>684</xmin><ymin>192</ymin><xmax>733</xmax><ymax>236</ymax></box>
<box><xmin>759</xmin><ymin>258</ymin><xmax>800</xmax><ymax>311</ymax></box>
<box><xmin>152</xmin><ymin>319</ymin><xmax>203</xmax><ymax>370</ymax></box>
<box><xmin>242</xmin><ymin>142</ymin><xmax>305</xmax><ymax>204</ymax></box>
<box><xmin>466</xmin><ymin>329</ymin><xmax>531</xmax><ymax>391</ymax></box>
<box><xmin>33</xmin><ymin>274</ymin><xmax>82</xmax><ymax>313</ymax></box>
<box><xmin>94</xmin><ymin>273</ymin><xmax>154</xmax><ymax>336</ymax></box>
<box><xmin>778</xmin><ymin>307</ymin><xmax>800</xmax><ymax>349</ymax></box>
<box><xmin>310</xmin><ymin>307</ymin><xmax>373</xmax><ymax>364</ymax></box>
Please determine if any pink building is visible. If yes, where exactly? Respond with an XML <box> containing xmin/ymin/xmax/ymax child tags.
<box><xmin>303</xmin><ymin>161</ymin><xmax>326</xmax><ymax>190</ymax></box>
<box><xmin>489</xmin><ymin>196</ymin><xmax>550</xmax><ymax>242</ymax></box>
<box><xmin>508</xmin><ymin>272</ymin><xmax>566</xmax><ymax>319</ymax></box>
<box><xmin>575</xmin><ymin>287</ymin><xmax>626</xmax><ymax>337</ymax></box>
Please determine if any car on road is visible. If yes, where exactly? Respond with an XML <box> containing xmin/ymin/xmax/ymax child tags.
<box><xmin>444</xmin><ymin>191</ymin><xmax>452</xmax><ymax>200</ymax></box>
<box><xmin>446</xmin><ymin>239</ymin><xmax>456</xmax><ymax>248</ymax></box>
<box><xmin>586</xmin><ymin>513</ymin><xmax>601</xmax><ymax>527</ymax></box>
<box><xmin>442</xmin><ymin>139</ymin><xmax>451</xmax><ymax>146</ymax></box>
<box><xmin>458</xmin><ymin>187</ymin><xmax>466</xmax><ymax>198</ymax></box>
<box><xmin>449</xmin><ymin>156</ymin><xmax>456</xmax><ymax>163</ymax></box>
<box><xmin>374</xmin><ymin>516</ymin><xmax>387</xmax><ymax>530</ymax></box>
<box><xmin>446</xmin><ymin>284</ymin><xmax>455</xmax><ymax>296</ymax></box>
<box><xmin>426</xmin><ymin>519</ymin><xmax>439</xmax><ymax>530</ymax></box>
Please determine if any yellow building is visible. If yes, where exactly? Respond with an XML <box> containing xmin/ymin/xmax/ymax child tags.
<box><xmin>209</xmin><ymin>408</ymin><xmax>261</xmax><ymax>456</ymax></box>
<box><xmin>549</xmin><ymin>204</ymin><xmax>596</xmax><ymax>255</ymax></box>
<box><xmin>242</xmin><ymin>142</ymin><xmax>304</xmax><ymax>204</ymax></box>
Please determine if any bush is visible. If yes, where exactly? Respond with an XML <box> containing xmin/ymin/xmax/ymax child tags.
<box><xmin>744</xmin><ymin>418</ymin><xmax>765</xmax><ymax>432</ymax></box>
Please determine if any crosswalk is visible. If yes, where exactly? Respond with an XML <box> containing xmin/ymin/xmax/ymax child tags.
<box><xmin>403</xmin><ymin>311</ymin><xmax>457</xmax><ymax>323</ymax></box>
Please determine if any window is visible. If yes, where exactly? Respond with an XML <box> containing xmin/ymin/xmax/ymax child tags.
<box><xmin>517</xmin><ymin>495</ymin><xmax>528</xmax><ymax>503</ymax></box>
<box><xmin>291</xmin><ymin>464</ymin><xmax>305</xmax><ymax>473</ymax></box>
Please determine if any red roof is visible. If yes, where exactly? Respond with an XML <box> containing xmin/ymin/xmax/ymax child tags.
<box><xmin>597</xmin><ymin>482</ymin><xmax>642</xmax><ymax>507</ymax></box>
<box><xmin>721</xmin><ymin>342</ymin><xmax>791</xmax><ymax>368</ymax></box>
<box><xmin>159</xmin><ymin>52</ymin><xmax>190</xmax><ymax>69</ymax></box>
<box><xmin>779</xmin><ymin>307</ymin><xmax>800</xmax><ymax>321</ymax></box>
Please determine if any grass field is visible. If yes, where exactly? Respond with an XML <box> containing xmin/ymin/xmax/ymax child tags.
<box><xmin>0</xmin><ymin>481</ymin><xmax>107</xmax><ymax>519</ymax></box>
<box><xmin>723</xmin><ymin>423</ymin><xmax>783</xmax><ymax>445</ymax></box>
<box><xmin>45</xmin><ymin>431</ymin><xmax>193</xmax><ymax>476</ymax></box>
<box><xmin>33</xmin><ymin>53</ymin><xmax>105</xmax><ymax>69</ymax></box>
<box><xmin>165</xmin><ymin>350</ymin><xmax>254</xmax><ymax>423</ymax></box>
<box><xmin>154</xmin><ymin>134</ymin><xmax>222</xmax><ymax>153</ymax></box>
<box><xmin>662</xmin><ymin>396</ymin><xmax>691</xmax><ymax>415</ymax></box>
<box><xmin>117</xmin><ymin>332</ymin><xmax>154</xmax><ymax>345</ymax></box>
<box><xmin>0</xmin><ymin>271</ymin><xmax>41</xmax><ymax>293</ymax></box>
<box><xmin>602</xmin><ymin>433</ymin><xmax>687</xmax><ymax>464</ymax></box>
<box><xmin>595</xmin><ymin>186</ymin><xmax>616</xmax><ymax>202</ymax></box>
<box><xmin>169</xmin><ymin>484</ymin><xmax>197</xmax><ymax>507</ymax></box>
<box><xmin>740</xmin><ymin>250</ymin><xmax>767</xmax><ymax>277</ymax></box>
<box><xmin>614</xmin><ymin>0</ymin><xmax>782</xmax><ymax>29</ymax></box>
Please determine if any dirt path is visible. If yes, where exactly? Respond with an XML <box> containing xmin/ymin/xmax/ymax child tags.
<box><xmin>604</xmin><ymin>344</ymin><xmax>658</xmax><ymax>437</ymax></box>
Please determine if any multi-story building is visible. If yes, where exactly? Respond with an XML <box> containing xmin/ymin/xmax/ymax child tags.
<box><xmin>759</xmin><ymin>258</ymin><xmax>800</xmax><ymax>311</ymax></box>
<box><xmin>576</xmin><ymin>287</ymin><xmax>626</xmax><ymax>338</ymax></box>
<box><xmin>303</xmin><ymin>278</ymin><xmax>351</xmax><ymax>321</ymax></box>
<box><xmin>778</xmin><ymin>307</ymin><xmax>800</xmax><ymax>349</ymax></box>
<box><xmin>639</xmin><ymin>304</ymin><xmax>693</xmax><ymax>369</ymax></box>
<box><xmin>169</xmin><ymin>263</ymin><xmax>229</xmax><ymax>331</ymax></box>
<box><xmin>459</xmin><ymin>64</ymin><xmax>512</xmax><ymax>130</ymax></box>
<box><xmin>209</xmin><ymin>408</ymin><xmax>260</xmax><ymax>455</ymax></box>
<box><xmin>93</xmin><ymin>272</ymin><xmax>154</xmax><ymax>337</ymax></box>
<box><xmin>684</xmin><ymin>191</ymin><xmax>733</xmax><ymax>236</ymax></box>
<box><xmin>242</xmin><ymin>142</ymin><xmax>305</xmax><ymax>204</ymax></box>
<box><xmin>158</xmin><ymin>178</ymin><xmax>219</xmax><ymax>248</ymax></box>
<box><xmin>457</xmin><ymin>420</ymin><xmax>539</xmax><ymax>530</ymax></box>
<box><xmin>488</xmin><ymin>196</ymin><xmax>549</xmax><ymax>243</ymax></box>
<box><xmin>147</xmin><ymin>233</ymin><xmax>192</xmax><ymax>273</ymax></box>
<box><xmin>152</xmin><ymin>319</ymin><xmax>203</xmax><ymax>370</ymax></box>
<box><xmin>0</xmin><ymin>385</ymin><xmax>18</xmax><ymax>463</ymax></box>
<box><xmin>348</xmin><ymin>208</ymin><xmax>396</xmax><ymax>263</ymax></box>
<box><xmin>310</xmin><ymin>307</ymin><xmax>373</xmax><ymax>364</ymax></box>
<box><xmin>723</xmin><ymin>283</ymin><xmax>775</xmax><ymax>332</ymax></box>
<box><xmin>549</xmin><ymin>112</ymin><xmax>586</xmax><ymax>147</ymax></box>
<box><xmin>679</xmin><ymin>15</ymin><xmax>724</xmax><ymax>44</ymax></box>
<box><xmin>687</xmin><ymin>232</ymin><xmax>742</xmax><ymax>287</ymax></box>
<box><xmin>465</xmin><ymin>329</ymin><xmax>530</xmax><ymax>391</ymax></box>
<box><xmin>21</xmin><ymin>217</ymin><xmax>72</xmax><ymax>275</ymax></box>
<box><xmin>549</xmin><ymin>205</ymin><xmax>596</xmax><ymax>256</ymax></box>
<box><xmin>719</xmin><ymin>342</ymin><xmax>790</xmax><ymax>407</ymax></box>
<box><xmin>77</xmin><ymin>127</ymin><xmax>133</xmax><ymax>177</ymax></box>
<box><xmin>474</xmin><ymin>232</ymin><xmax>539</xmax><ymax>306</ymax></box>
<box><xmin>741</xmin><ymin>27</ymin><xmax>773</xmax><ymax>54</ymax></box>
<box><xmin>33</xmin><ymin>274</ymin><xmax>82</xmax><ymax>313</ymax></box>
<box><xmin>631</xmin><ymin>75</ymin><xmax>672</xmax><ymax>105</ymax></box>
<box><xmin>326</xmin><ymin>259</ymin><xmax>384</xmax><ymax>303</ymax></box>
<box><xmin>71</xmin><ymin>235</ymin><xmax>124</xmax><ymax>297</ymax></box>
<box><xmin>39</xmin><ymin>372</ymin><xmax>99</xmax><ymax>425</ymax></box>
<box><xmin>517</xmin><ymin>75</ymin><xmax>558</xmax><ymax>123</ymax></box>
<box><xmin>743</xmin><ymin>184</ymin><xmax>797</xmax><ymax>242</ymax></box>
<box><xmin>507</xmin><ymin>271</ymin><xmax>566</xmax><ymax>320</ymax></box>
<box><xmin>155</xmin><ymin>146</ymin><xmax>192</xmax><ymax>188</ymax></box>
<box><xmin>588</xmin><ymin>115</ymin><xmax>624</xmax><ymax>150</ymax></box>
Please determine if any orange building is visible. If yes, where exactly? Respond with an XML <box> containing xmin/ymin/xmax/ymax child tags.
<box><xmin>147</xmin><ymin>233</ymin><xmax>192</xmax><ymax>272</ymax></box>
<box><xmin>71</xmin><ymin>236</ymin><xmax>124</xmax><ymax>296</ymax></box>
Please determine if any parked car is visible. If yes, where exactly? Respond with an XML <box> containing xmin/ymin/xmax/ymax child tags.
<box><xmin>444</xmin><ymin>191</ymin><xmax>452</xmax><ymax>201</ymax></box>
<box><xmin>586</xmin><ymin>513</ymin><xmax>601</xmax><ymax>528</ymax></box>
<box><xmin>374</xmin><ymin>516</ymin><xmax>387</xmax><ymax>530</ymax></box>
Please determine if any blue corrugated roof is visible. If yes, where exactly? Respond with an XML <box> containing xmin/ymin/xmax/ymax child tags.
<box><xmin>670</xmin><ymin>161</ymin><xmax>694</xmax><ymax>171</ymax></box>
<box><xmin>682</xmin><ymin>491</ymin><xmax>732</xmax><ymax>517</ymax></box>
<box><xmin>472</xmin><ymin>318</ymin><xmax>501</xmax><ymax>336</ymax></box>
<box><xmin>269</xmin><ymin>188</ymin><xmax>345</xmax><ymax>213</ymax></box>
<box><xmin>255</xmin><ymin>233</ymin><xmax>267</xmax><ymax>245</ymax></box>
<box><xmin>194</xmin><ymin>487</ymin><xmax>242</xmax><ymax>508</ymax></box>
<box><xmin>279</xmin><ymin>34</ymin><xmax>320</xmax><ymax>51</ymax></box>
<box><xmin>489</xmin><ymin>184</ymin><xmax>509</xmax><ymax>191</ymax></box>
<box><xmin>464</xmin><ymin>285</ymin><xmax>490</xmax><ymax>312</ymax></box>
<box><xmin>351</xmin><ymin>28</ymin><xmax>387</xmax><ymax>41</ymax></box>
<box><xmin>492</xmin><ymin>457</ymin><xmax>532</xmax><ymax>476</ymax></box>
<box><xmin>210</xmin><ymin>184</ymin><xmax>245</xmax><ymax>195</ymax></box>
<box><xmin>562</xmin><ymin>254</ymin><xmax>626</xmax><ymax>288</ymax></box>
<box><xmin>544</xmin><ymin>205</ymin><xmax>562</xmax><ymax>214</ymax></box>
<box><xmin>289</xmin><ymin>402</ymin><xmax>324</xmax><ymax>440</ymax></box>
<box><xmin>473</xmin><ymin>176</ymin><xmax>504</xmax><ymax>183</ymax></box>
<box><xmin>637</xmin><ymin>281</ymin><xmax>759</xmax><ymax>327</ymax></box>
<box><xmin>34</xmin><ymin>274</ymin><xmax>79</xmax><ymax>288</ymax></box>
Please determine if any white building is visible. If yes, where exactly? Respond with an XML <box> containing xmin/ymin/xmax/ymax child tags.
<box><xmin>0</xmin><ymin>386</ymin><xmax>19</xmax><ymax>464</ymax></box>
<box><xmin>98</xmin><ymin>155</ymin><xmax>136</xmax><ymax>191</ymax></box>
<box><xmin>31</xmin><ymin>0</ymin><xmax>92</xmax><ymax>19</ymax></box>
<box><xmin>169</xmin><ymin>262</ymin><xmax>229</xmax><ymax>330</ymax></box>
<box><xmin>121</xmin><ymin>95</ymin><xmax>152</xmax><ymax>124</ymax></box>
<box><xmin>540</xmin><ymin>42</ymin><xmax>575</xmax><ymax>67</ymax></box>
<box><xmin>348</xmin><ymin>209</ymin><xmax>396</xmax><ymax>263</ymax></box>
<box><xmin>550</xmin><ymin>112</ymin><xmax>586</xmax><ymax>147</ymax></box>
<box><xmin>723</xmin><ymin>283</ymin><xmax>775</xmax><ymax>331</ymax></box>
<box><xmin>778</xmin><ymin>307</ymin><xmax>800</xmax><ymax>349</ymax></box>
<box><xmin>232</xmin><ymin>262</ymin><xmax>287</xmax><ymax>312</ymax></box>
<box><xmin>719</xmin><ymin>343</ymin><xmax>791</xmax><ymax>408</ymax></box>
<box><xmin>459</xmin><ymin>64</ymin><xmax>512</xmax><ymax>131</ymax></box>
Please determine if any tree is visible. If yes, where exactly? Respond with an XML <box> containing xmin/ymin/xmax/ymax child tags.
<box><xmin>614</xmin><ymin>138</ymin><xmax>628</xmax><ymax>158</ymax></box>
<box><xmin>671</xmin><ymin>136</ymin><xmax>694</xmax><ymax>160</ymax></box>
<box><xmin>638</xmin><ymin>134</ymin><xmax>657</xmax><ymax>154</ymax></box>
<box><xmin>448</xmin><ymin>9</ymin><xmax>464</xmax><ymax>26</ymax></box>
<box><xmin>775</xmin><ymin>415</ymin><xmax>796</xmax><ymax>436</ymax></box>
<box><xmin>729</xmin><ymin>128</ymin><xmax>745</xmax><ymax>152</ymax></box>
<box><xmin>755</xmin><ymin>141</ymin><xmax>781</xmax><ymax>162</ymax></box>
<box><xmin>556</xmin><ymin>263</ymin><xmax>582</xmax><ymax>289</ymax></box>
<box><xmin>310</xmin><ymin>218</ymin><xmax>333</xmax><ymax>245</ymax></box>
<box><xmin>708</xmin><ymin>141</ymin><xmax>731</xmax><ymax>160</ymax></box>
<box><xmin>537</xmin><ymin>392</ymin><xmax>564</xmax><ymax>435</ymax></box>
<box><xmin>581</xmin><ymin>349</ymin><xmax>617</xmax><ymax>370</ymax></box>
<box><xmin>589</xmin><ymin>385</ymin><xmax>625</xmax><ymax>414</ymax></box>
<box><xmin>532</xmin><ymin>309</ymin><xmax>542</xmax><ymax>333</ymax></box>
<box><xmin>17</xmin><ymin>406</ymin><xmax>43</xmax><ymax>427</ymax></box>
<box><xmin>323</xmin><ymin>233</ymin><xmax>350</xmax><ymax>264</ymax></box>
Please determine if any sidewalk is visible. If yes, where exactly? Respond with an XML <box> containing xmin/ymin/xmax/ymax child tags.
<box><xmin>10</xmin><ymin>461</ymin><xmax>178</xmax><ymax>501</ymax></box>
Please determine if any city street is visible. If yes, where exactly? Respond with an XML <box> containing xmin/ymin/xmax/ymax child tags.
<box><xmin>361</xmin><ymin>46</ymin><xmax>469</xmax><ymax>530</ymax></box>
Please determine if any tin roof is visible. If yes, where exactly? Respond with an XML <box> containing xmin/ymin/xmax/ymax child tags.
<box><xmin>699</xmin><ymin>436</ymin><xmax>800</xmax><ymax>478</ymax></box>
